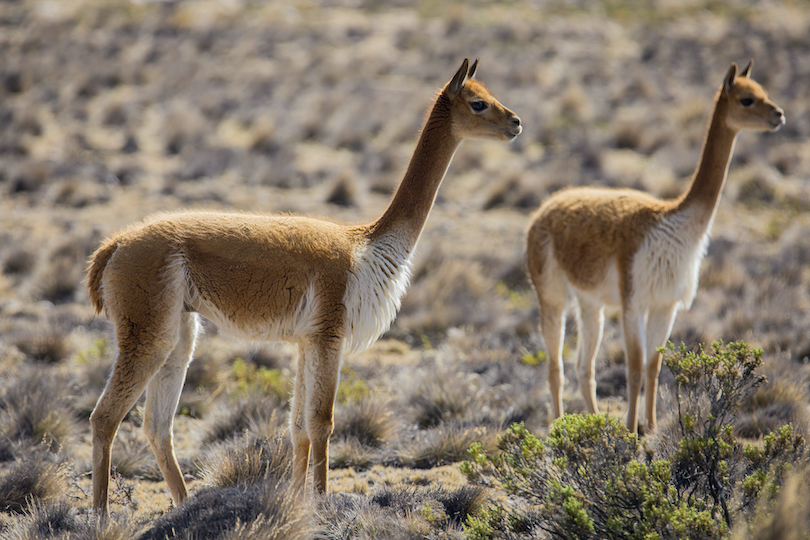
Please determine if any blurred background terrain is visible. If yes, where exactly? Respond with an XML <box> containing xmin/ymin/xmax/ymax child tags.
<box><xmin>1</xmin><ymin>0</ymin><xmax>809</xmax><ymax>536</ymax></box>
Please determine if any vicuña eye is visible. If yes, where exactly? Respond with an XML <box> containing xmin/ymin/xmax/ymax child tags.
<box><xmin>740</xmin><ymin>98</ymin><xmax>754</xmax><ymax>107</ymax></box>
<box><xmin>470</xmin><ymin>101</ymin><xmax>488</xmax><ymax>112</ymax></box>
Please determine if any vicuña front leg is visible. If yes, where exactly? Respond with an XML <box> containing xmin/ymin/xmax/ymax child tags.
<box><xmin>304</xmin><ymin>337</ymin><xmax>341</xmax><ymax>494</ymax></box>
<box><xmin>622</xmin><ymin>310</ymin><xmax>646</xmax><ymax>433</ymax></box>
<box><xmin>643</xmin><ymin>305</ymin><xmax>679</xmax><ymax>431</ymax></box>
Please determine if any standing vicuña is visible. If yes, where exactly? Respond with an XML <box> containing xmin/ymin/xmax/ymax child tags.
<box><xmin>526</xmin><ymin>60</ymin><xmax>784</xmax><ymax>433</ymax></box>
<box><xmin>86</xmin><ymin>58</ymin><xmax>521</xmax><ymax>516</ymax></box>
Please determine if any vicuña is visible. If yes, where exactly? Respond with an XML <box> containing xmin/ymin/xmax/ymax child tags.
<box><xmin>526</xmin><ymin>60</ymin><xmax>783</xmax><ymax>433</ymax></box>
<box><xmin>87</xmin><ymin>58</ymin><xmax>522</xmax><ymax>515</ymax></box>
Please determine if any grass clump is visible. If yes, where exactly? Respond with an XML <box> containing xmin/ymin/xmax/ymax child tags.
<box><xmin>0</xmin><ymin>367</ymin><xmax>77</xmax><ymax>451</ymax></box>
<box><xmin>202</xmin><ymin>392</ymin><xmax>286</xmax><ymax>444</ymax></box>
<box><xmin>0</xmin><ymin>452</ymin><xmax>68</xmax><ymax>514</ymax></box>
<box><xmin>9</xmin><ymin>323</ymin><xmax>73</xmax><ymax>364</ymax></box>
<box><xmin>139</xmin><ymin>480</ymin><xmax>311</xmax><ymax>540</ymax></box>
<box><xmin>317</xmin><ymin>485</ymin><xmax>486</xmax><ymax>540</ymax></box>
<box><xmin>3</xmin><ymin>500</ymin><xmax>142</xmax><ymax>540</ymax></box>
<box><xmin>333</xmin><ymin>397</ymin><xmax>395</xmax><ymax>448</ymax></box>
<box><xmin>200</xmin><ymin>433</ymin><xmax>293</xmax><ymax>489</ymax></box>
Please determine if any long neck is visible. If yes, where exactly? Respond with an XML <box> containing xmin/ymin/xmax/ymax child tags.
<box><xmin>367</xmin><ymin>93</ymin><xmax>462</xmax><ymax>247</ymax></box>
<box><xmin>675</xmin><ymin>92</ymin><xmax>740</xmax><ymax>220</ymax></box>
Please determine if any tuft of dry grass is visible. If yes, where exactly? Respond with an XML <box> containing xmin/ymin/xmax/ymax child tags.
<box><xmin>201</xmin><ymin>393</ymin><xmax>287</xmax><ymax>445</ymax></box>
<box><xmin>8</xmin><ymin>322</ymin><xmax>73</xmax><ymax>364</ymax></box>
<box><xmin>482</xmin><ymin>174</ymin><xmax>541</xmax><ymax>211</ymax></box>
<box><xmin>140</xmin><ymin>479</ymin><xmax>311</xmax><ymax>540</ymax></box>
<box><xmin>0</xmin><ymin>452</ymin><xmax>68</xmax><ymax>514</ymax></box>
<box><xmin>325</xmin><ymin>172</ymin><xmax>360</xmax><ymax>207</ymax></box>
<box><xmin>735</xmin><ymin>353</ymin><xmax>810</xmax><ymax>439</ymax></box>
<box><xmin>2</xmin><ymin>499</ymin><xmax>143</xmax><ymax>540</ymax></box>
<box><xmin>2</xmin><ymin>247</ymin><xmax>37</xmax><ymax>278</ymax></box>
<box><xmin>30</xmin><ymin>234</ymin><xmax>99</xmax><ymax>305</ymax></box>
<box><xmin>395</xmin><ymin>255</ymin><xmax>501</xmax><ymax>336</ymax></box>
<box><xmin>317</xmin><ymin>484</ymin><xmax>485</xmax><ymax>540</ymax></box>
<box><xmin>328</xmin><ymin>438</ymin><xmax>379</xmax><ymax>472</ymax></box>
<box><xmin>0</xmin><ymin>366</ymin><xmax>78</xmax><ymax>450</ymax></box>
<box><xmin>108</xmin><ymin>426</ymin><xmax>161</xmax><ymax>481</ymax></box>
<box><xmin>333</xmin><ymin>397</ymin><xmax>398</xmax><ymax>448</ymax></box>
<box><xmin>200</xmin><ymin>433</ymin><xmax>292</xmax><ymax>490</ymax></box>
<box><xmin>394</xmin><ymin>420</ymin><xmax>497</xmax><ymax>470</ymax></box>
<box><xmin>402</xmin><ymin>364</ymin><xmax>482</xmax><ymax>430</ymax></box>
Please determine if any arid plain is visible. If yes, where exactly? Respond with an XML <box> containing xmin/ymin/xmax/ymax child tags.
<box><xmin>1</xmin><ymin>0</ymin><xmax>810</xmax><ymax>538</ymax></box>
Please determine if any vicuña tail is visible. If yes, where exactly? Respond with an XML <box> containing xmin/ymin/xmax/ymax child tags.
<box><xmin>86</xmin><ymin>239</ymin><xmax>118</xmax><ymax>314</ymax></box>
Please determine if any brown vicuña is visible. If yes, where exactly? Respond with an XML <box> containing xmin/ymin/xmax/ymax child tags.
<box><xmin>526</xmin><ymin>60</ymin><xmax>784</xmax><ymax>433</ymax></box>
<box><xmin>86</xmin><ymin>58</ymin><xmax>521</xmax><ymax>516</ymax></box>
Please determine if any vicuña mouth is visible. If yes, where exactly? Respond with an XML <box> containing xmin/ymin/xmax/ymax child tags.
<box><xmin>507</xmin><ymin>126</ymin><xmax>523</xmax><ymax>137</ymax></box>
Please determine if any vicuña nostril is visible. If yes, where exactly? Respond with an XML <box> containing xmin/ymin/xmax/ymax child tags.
<box><xmin>511</xmin><ymin>116</ymin><xmax>521</xmax><ymax>127</ymax></box>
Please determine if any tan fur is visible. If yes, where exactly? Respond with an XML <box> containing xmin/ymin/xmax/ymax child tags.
<box><xmin>527</xmin><ymin>60</ymin><xmax>784</xmax><ymax>434</ymax></box>
<box><xmin>86</xmin><ymin>58</ymin><xmax>521</xmax><ymax>516</ymax></box>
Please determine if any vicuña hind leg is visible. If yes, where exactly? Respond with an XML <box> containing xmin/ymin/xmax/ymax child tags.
<box><xmin>539</xmin><ymin>298</ymin><xmax>566</xmax><ymax>419</ymax></box>
<box><xmin>575</xmin><ymin>298</ymin><xmax>605</xmax><ymax>415</ymax></box>
<box><xmin>143</xmin><ymin>312</ymin><xmax>200</xmax><ymax>507</ymax></box>
<box><xmin>642</xmin><ymin>305</ymin><xmax>678</xmax><ymax>432</ymax></box>
<box><xmin>528</xmin><ymin>233</ymin><xmax>573</xmax><ymax>419</ymax></box>
<box><xmin>91</xmin><ymin>334</ymin><xmax>178</xmax><ymax>515</ymax></box>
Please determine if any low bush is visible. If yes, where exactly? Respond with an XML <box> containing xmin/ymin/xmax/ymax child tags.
<box><xmin>463</xmin><ymin>342</ymin><xmax>808</xmax><ymax>539</ymax></box>
<box><xmin>463</xmin><ymin>418</ymin><xmax>725</xmax><ymax>540</ymax></box>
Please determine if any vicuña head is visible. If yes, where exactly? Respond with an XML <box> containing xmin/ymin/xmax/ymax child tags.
<box><xmin>86</xmin><ymin>58</ymin><xmax>521</xmax><ymax>516</ymax></box>
<box><xmin>526</xmin><ymin>59</ymin><xmax>783</xmax><ymax>435</ymax></box>
<box><xmin>722</xmin><ymin>60</ymin><xmax>785</xmax><ymax>132</ymax></box>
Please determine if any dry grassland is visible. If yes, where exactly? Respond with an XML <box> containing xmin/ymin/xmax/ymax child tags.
<box><xmin>1</xmin><ymin>0</ymin><xmax>810</xmax><ymax>537</ymax></box>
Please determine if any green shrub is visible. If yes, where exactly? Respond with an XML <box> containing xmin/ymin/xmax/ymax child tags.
<box><xmin>463</xmin><ymin>418</ymin><xmax>724</xmax><ymax>540</ymax></box>
<box><xmin>663</xmin><ymin>341</ymin><xmax>766</xmax><ymax>526</ymax></box>
<box><xmin>229</xmin><ymin>358</ymin><xmax>290</xmax><ymax>401</ymax></box>
<box><xmin>740</xmin><ymin>424</ymin><xmax>805</xmax><ymax>512</ymax></box>
<box><xmin>463</xmin><ymin>341</ymin><xmax>808</xmax><ymax>539</ymax></box>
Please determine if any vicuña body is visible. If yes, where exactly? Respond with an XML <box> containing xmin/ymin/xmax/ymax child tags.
<box><xmin>526</xmin><ymin>61</ymin><xmax>783</xmax><ymax>433</ymax></box>
<box><xmin>87</xmin><ymin>58</ymin><xmax>521</xmax><ymax>515</ymax></box>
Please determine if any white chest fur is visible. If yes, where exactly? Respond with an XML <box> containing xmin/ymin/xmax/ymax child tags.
<box><xmin>631</xmin><ymin>208</ymin><xmax>712</xmax><ymax>310</ymax></box>
<box><xmin>343</xmin><ymin>235</ymin><xmax>414</xmax><ymax>354</ymax></box>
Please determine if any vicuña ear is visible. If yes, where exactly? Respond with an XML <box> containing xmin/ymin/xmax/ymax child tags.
<box><xmin>448</xmin><ymin>58</ymin><xmax>469</xmax><ymax>98</ymax></box>
<box><xmin>739</xmin><ymin>58</ymin><xmax>753</xmax><ymax>78</ymax></box>
<box><xmin>468</xmin><ymin>58</ymin><xmax>479</xmax><ymax>79</ymax></box>
<box><xmin>723</xmin><ymin>62</ymin><xmax>738</xmax><ymax>94</ymax></box>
